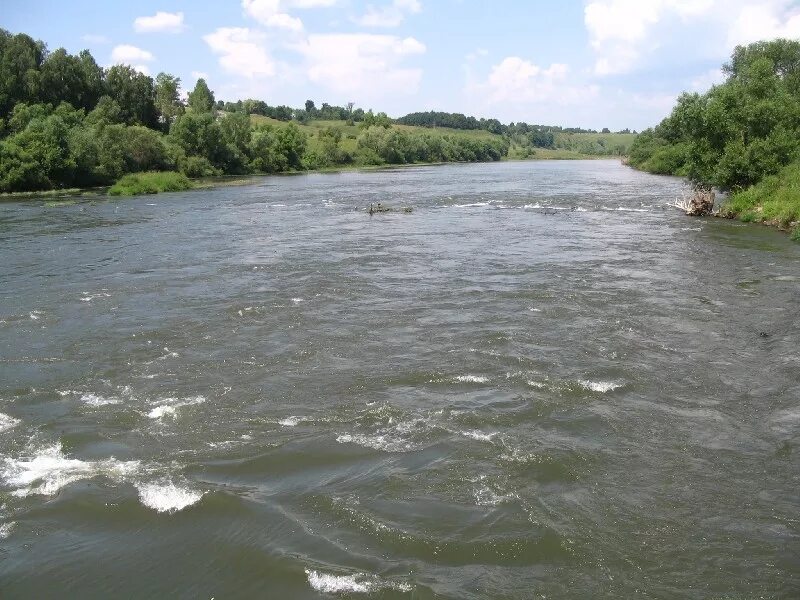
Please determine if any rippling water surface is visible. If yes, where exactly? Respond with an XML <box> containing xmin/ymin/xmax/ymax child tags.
<box><xmin>1</xmin><ymin>160</ymin><xmax>799</xmax><ymax>598</ymax></box>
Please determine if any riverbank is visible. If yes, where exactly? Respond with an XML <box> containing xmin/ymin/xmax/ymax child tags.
<box><xmin>718</xmin><ymin>161</ymin><xmax>800</xmax><ymax>241</ymax></box>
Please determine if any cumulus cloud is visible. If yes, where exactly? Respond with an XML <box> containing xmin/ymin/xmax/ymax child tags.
<box><xmin>81</xmin><ymin>34</ymin><xmax>110</xmax><ymax>45</ymax></box>
<box><xmin>725</xmin><ymin>3</ymin><xmax>800</xmax><ymax>47</ymax></box>
<box><xmin>690</xmin><ymin>68</ymin><xmax>725</xmax><ymax>92</ymax></box>
<box><xmin>134</xmin><ymin>11</ymin><xmax>185</xmax><ymax>33</ymax></box>
<box><xmin>204</xmin><ymin>27</ymin><xmax>276</xmax><ymax>78</ymax></box>
<box><xmin>355</xmin><ymin>0</ymin><xmax>422</xmax><ymax>28</ymax></box>
<box><xmin>241</xmin><ymin>0</ymin><xmax>339</xmax><ymax>31</ymax></box>
<box><xmin>585</xmin><ymin>0</ymin><xmax>800</xmax><ymax>76</ymax></box>
<box><xmin>471</xmin><ymin>57</ymin><xmax>597</xmax><ymax>106</ymax></box>
<box><xmin>293</xmin><ymin>33</ymin><xmax>426</xmax><ymax>97</ymax></box>
<box><xmin>111</xmin><ymin>44</ymin><xmax>155</xmax><ymax>64</ymax></box>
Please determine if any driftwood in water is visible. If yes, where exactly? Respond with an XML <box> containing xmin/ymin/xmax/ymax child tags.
<box><xmin>671</xmin><ymin>188</ymin><xmax>715</xmax><ymax>216</ymax></box>
<box><xmin>367</xmin><ymin>203</ymin><xmax>413</xmax><ymax>215</ymax></box>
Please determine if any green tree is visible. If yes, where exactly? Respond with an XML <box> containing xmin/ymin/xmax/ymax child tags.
<box><xmin>169</xmin><ymin>112</ymin><xmax>224</xmax><ymax>167</ymax></box>
<box><xmin>154</xmin><ymin>73</ymin><xmax>183</xmax><ymax>130</ymax></box>
<box><xmin>105</xmin><ymin>65</ymin><xmax>158</xmax><ymax>128</ymax></box>
<box><xmin>187</xmin><ymin>78</ymin><xmax>215</xmax><ymax>113</ymax></box>
<box><xmin>0</xmin><ymin>30</ymin><xmax>46</xmax><ymax>114</ymax></box>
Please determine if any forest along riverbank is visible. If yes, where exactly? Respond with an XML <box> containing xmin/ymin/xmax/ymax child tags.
<box><xmin>1</xmin><ymin>160</ymin><xmax>798</xmax><ymax>598</ymax></box>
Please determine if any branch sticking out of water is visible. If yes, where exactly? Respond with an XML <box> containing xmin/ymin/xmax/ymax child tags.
<box><xmin>671</xmin><ymin>187</ymin><xmax>715</xmax><ymax>216</ymax></box>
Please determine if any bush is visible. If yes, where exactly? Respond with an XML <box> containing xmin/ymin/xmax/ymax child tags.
<box><xmin>108</xmin><ymin>171</ymin><xmax>193</xmax><ymax>196</ymax></box>
<box><xmin>721</xmin><ymin>160</ymin><xmax>800</xmax><ymax>238</ymax></box>
<box><xmin>182</xmin><ymin>155</ymin><xmax>219</xmax><ymax>178</ymax></box>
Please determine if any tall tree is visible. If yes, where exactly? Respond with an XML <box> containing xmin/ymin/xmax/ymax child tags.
<box><xmin>0</xmin><ymin>30</ymin><xmax>46</xmax><ymax>114</ymax></box>
<box><xmin>187</xmin><ymin>78</ymin><xmax>214</xmax><ymax>113</ymax></box>
<box><xmin>154</xmin><ymin>72</ymin><xmax>183</xmax><ymax>130</ymax></box>
<box><xmin>105</xmin><ymin>65</ymin><xmax>158</xmax><ymax>128</ymax></box>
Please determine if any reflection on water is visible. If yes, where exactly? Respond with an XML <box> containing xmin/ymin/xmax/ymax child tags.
<box><xmin>0</xmin><ymin>160</ymin><xmax>798</xmax><ymax>598</ymax></box>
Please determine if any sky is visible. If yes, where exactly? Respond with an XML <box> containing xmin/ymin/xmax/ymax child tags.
<box><xmin>4</xmin><ymin>0</ymin><xmax>800</xmax><ymax>130</ymax></box>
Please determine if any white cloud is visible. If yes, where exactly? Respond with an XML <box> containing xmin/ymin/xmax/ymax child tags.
<box><xmin>355</xmin><ymin>0</ymin><xmax>422</xmax><ymax>28</ymax></box>
<box><xmin>81</xmin><ymin>34</ymin><xmax>110</xmax><ymax>45</ymax></box>
<box><xmin>242</xmin><ymin>0</ymin><xmax>303</xmax><ymax>31</ymax></box>
<box><xmin>133</xmin><ymin>65</ymin><xmax>152</xmax><ymax>76</ymax></box>
<box><xmin>690</xmin><ymin>68</ymin><xmax>725</xmax><ymax>92</ymax></box>
<box><xmin>293</xmin><ymin>33</ymin><xmax>426</xmax><ymax>97</ymax></box>
<box><xmin>134</xmin><ymin>11</ymin><xmax>185</xmax><ymax>33</ymax></box>
<box><xmin>192</xmin><ymin>71</ymin><xmax>210</xmax><ymax>81</ymax></box>
<box><xmin>241</xmin><ymin>0</ymin><xmax>339</xmax><ymax>30</ymax></box>
<box><xmin>585</xmin><ymin>0</ymin><xmax>800</xmax><ymax>76</ymax></box>
<box><xmin>204</xmin><ymin>27</ymin><xmax>275</xmax><ymax>78</ymax></box>
<box><xmin>472</xmin><ymin>57</ymin><xmax>597</xmax><ymax>106</ymax></box>
<box><xmin>465</xmin><ymin>47</ymin><xmax>489</xmax><ymax>61</ymax></box>
<box><xmin>111</xmin><ymin>44</ymin><xmax>155</xmax><ymax>64</ymax></box>
<box><xmin>726</xmin><ymin>4</ymin><xmax>800</xmax><ymax>47</ymax></box>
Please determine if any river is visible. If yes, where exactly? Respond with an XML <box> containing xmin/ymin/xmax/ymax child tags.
<box><xmin>1</xmin><ymin>160</ymin><xmax>798</xmax><ymax>598</ymax></box>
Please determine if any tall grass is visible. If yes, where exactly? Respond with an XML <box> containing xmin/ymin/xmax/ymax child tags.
<box><xmin>108</xmin><ymin>172</ymin><xmax>193</xmax><ymax>196</ymax></box>
<box><xmin>722</xmin><ymin>161</ymin><xmax>800</xmax><ymax>240</ymax></box>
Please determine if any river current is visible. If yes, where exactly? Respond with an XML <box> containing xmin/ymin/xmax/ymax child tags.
<box><xmin>0</xmin><ymin>160</ymin><xmax>798</xmax><ymax>598</ymax></box>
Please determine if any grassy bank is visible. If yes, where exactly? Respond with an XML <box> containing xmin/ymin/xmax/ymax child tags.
<box><xmin>719</xmin><ymin>161</ymin><xmax>800</xmax><ymax>240</ymax></box>
<box><xmin>108</xmin><ymin>172</ymin><xmax>194</xmax><ymax>196</ymax></box>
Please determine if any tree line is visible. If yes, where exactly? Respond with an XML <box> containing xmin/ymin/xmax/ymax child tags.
<box><xmin>0</xmin><ymin>29</ymin><xmax>516</xmax><ymax>192</ymax></box>
<box><xmin>396</xmin><ymin>111</ymin><xmax>632</xmax><ymax>139</ymax></box>
<box><xmin>628</xmin><ymin>39</ymin><xmax>800</xmax><ymax>191</ymax></box>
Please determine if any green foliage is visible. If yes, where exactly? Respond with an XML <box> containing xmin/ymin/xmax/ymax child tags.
<box><xmin>629</xmin><ymin>39</ymin><xmax>800</xmax><ymax>191</ymax></box>
<box><xmin>360</xmin><ymin>110</ymin><xmax>393</xmax><ymax>129</ymax></box>
<box><xmin>155</xmin><ymin>73</ymin><xmax>183</xmax><ymax>129</ymax></box>
<box><xmin>108</xmin><ymin>171</ymin><xmax>193</xmax><ymax>196</ymax></box>
<box><xmin>39</xmin><ymin>48</ymin><xmax>103</xmax><ymax>111</ymax></box>
<box><xmin>187</xmin><ymin>78</ymin><xmax>215</xmax><ymax>114</ymax></box>
<box><xmin>105</xmin><ymin>65</ymin><xmax>158</xmax><ymax>128</ymax></box>
<box><xmin>0</xmin><ymin>30</ymin><xmax>46</xmax><ymax>114</ymax></box>
<box><xmin>356</xmin><ymin>128</ymin><xmax>508</xmax><ymax>164</ymax></box>
<box><xmin>249</xmin><ymin>123</ymin><xmax>307</xmax><ymax>173</ymax></box>
<box><xmin>0</xmin><ymin>27</ymin><xmax>610</xmax><ymax>193</ymax></box>
<box><xmin>721</xmin><ymin>160</ymin><xmax>800</xmax><ymax>233</ymax></box>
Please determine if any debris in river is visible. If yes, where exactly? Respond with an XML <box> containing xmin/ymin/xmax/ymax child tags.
<box><xmin>367</xmin><ymin>203</ymin><xmax>413</xmax><ymax>215</ymax></box>
<box><xmin>671</xmin><ymin>187</ymin><xmax>715</xmax><ymax>216</ymax></box>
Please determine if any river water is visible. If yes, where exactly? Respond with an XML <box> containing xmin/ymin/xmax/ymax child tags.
<box><xmin>0</xmin><ymin>160</ymin><xmax>798</xmax><ymax>598</ymax></box>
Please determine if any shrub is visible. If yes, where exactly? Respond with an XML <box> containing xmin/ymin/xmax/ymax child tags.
<box><xmin>108</xmin><ymin>171</ymin><xmax>193</xmax><ymax>196</ymax></box>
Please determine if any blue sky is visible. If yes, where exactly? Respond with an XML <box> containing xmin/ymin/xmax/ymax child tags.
<box><xmin>4</xmin><ymin>0</ymin><xmax>800</xmax><ymax>130</ymax></box>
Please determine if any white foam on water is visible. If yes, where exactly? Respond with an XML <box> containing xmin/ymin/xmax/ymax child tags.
<box><xmin>80</xmin><ymin>393</ymin><xmax>121</xmax><ymax>407</ymax></box>
<box><xmin>80</xmin><ymin>292</ymin><xmax>111</xmax><ymax>302</ymax></box>
<box><xmin>136</xmin><ymin>482</ymin><xmax>204</xmax><ymax>514</ymax></box>
<box><xmin>1</xmin><ymin>443</ymin><xmax>140</xmax><ymax>497</ymax></box>
<box><xmin>461</xmin><ymin>430</ymin><xmax>497</xmax><ymax>442</ymax></box>
<box><xmin>452</xmin><ymin>201</ymin><xmax>491</xmax><ymax>208</ymax></box>
<box><xmin>336</xmin><ymin>433</ymin><xmax>416</xmax><ymax>453</ymax></box>
<box><xmin>474</xmin><ymin>483</ymin><xmax>519</xmax><ymax>507</ymax></box>
<box><xmin>579</xmin><ymin>380</ymin><xmax>622</xmax><ymax>393</ymax></box>
<box><xmin>147</xmin><ymin>396</ymin><xmax>206</xmax><ymax>420</ymax></box>
<box><xmin>0</xmin><ymin>412</ymin><xmax>20</xmax><ymax>433</ymax></box>
<box><xmin>0</xmin><ymin>522</ymin><xmax>14</xmax><ymax>539</ymax></box>
<box><xmin>528</xmin><ymin>307</ymin><xmax>542</xmax><ymax>312</ymax></box>
<box><xmin>603</xmin><ymin>206</ymin><xmax>648</xmax><ymax>212</ymax></box>
<box><xmin>278</xmin><ymin>416</ymin><xmax>307</xmax><ymax>427</ymax></box>
<box><xmin>453</xmin><ymin>375</ymin><xmax>489</xmax><ymax>384</ymax></box>
<box><xmin>56</xmin><ymin>389</ymin><xmax>79</xmax><ymax>397</ymax></box>
<box><xmin>526</xmin><ymin>380</ymin><xmax>548</xmax><ymax>389</ymax></box>
<box><xmin>291</xmin><ymin>297</ymin><xmax>305</xmax><ymax>304</ymax></box>
<box><xmin>305</xmin><ymin>569</ymin><xmax>412</xmax><ymax>595</ymax></box>
<box><xmin>29</xmin><ymin>312</ymin><xmax>41</xmax><ymax>321</ymax></box>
